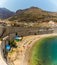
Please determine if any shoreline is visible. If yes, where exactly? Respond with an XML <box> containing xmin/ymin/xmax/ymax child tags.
<box><xmin>1</xmin><ymin>33</ymin><xmax>57</xmax><ymax>65</ymax></box>
<box><xmin>24</xmin><ymin>34</ymin><xmax>57</xmax><ymax>65</ymax></box>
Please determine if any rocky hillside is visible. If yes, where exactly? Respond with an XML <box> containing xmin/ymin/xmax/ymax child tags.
<box><xmin>0</xmin><ymin>8</ymin><xmax>15</xmax><ymax>19</ymax></box>
<box><xmin>8</xmin><ymin>7</ymin><xmax>57</xmax><ymax>22</ymax></box>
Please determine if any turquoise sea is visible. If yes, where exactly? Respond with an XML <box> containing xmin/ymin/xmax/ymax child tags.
<box><xmin>30</xmin><ymin>36</ymin><xmax>57</xmax><ymax>65</ymax></box>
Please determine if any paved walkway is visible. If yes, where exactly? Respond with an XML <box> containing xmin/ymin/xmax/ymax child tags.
<box><xmin>0</xmin><ymin>41</ymin><xmax>7</xmax><ymax>65</ymax></box>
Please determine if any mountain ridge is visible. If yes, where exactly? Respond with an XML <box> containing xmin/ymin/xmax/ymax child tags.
<box><xmin>0</xmin><ymin>8</ymin><xmax>15</xmax><ymax>19</ymax></box>
<box><xmin>8</xmin><ymin>6</ymin><xmax>57</xmax><ymax>22</ymax></box>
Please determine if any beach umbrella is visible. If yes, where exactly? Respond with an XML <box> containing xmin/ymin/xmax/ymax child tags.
<box><xmin>5</xmin><ymin>44</ymin><xmax>11</xmax><ymax>52</ymax></box>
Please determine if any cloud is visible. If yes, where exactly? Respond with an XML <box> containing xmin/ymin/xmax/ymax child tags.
<box><xmin>0</xmin><ymin>0</ymin><xmax>7</xmax><ymax>7</ymax></box>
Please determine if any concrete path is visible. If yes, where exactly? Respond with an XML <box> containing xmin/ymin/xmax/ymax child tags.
<box><xmin>0</xmin><ymin>41</ymin><xmax>7</xmax><ymax>65</ymax></box>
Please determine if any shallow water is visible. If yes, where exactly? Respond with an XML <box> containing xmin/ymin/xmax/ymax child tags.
<box><xmin>30</xmin><ymin>37</ymin><xmax>57</xmax><ymax>65</ymax></box>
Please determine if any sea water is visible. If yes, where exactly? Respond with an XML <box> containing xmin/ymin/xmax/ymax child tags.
<box><xmin>30</xmin><ymin>37</ymin><xmax>57</xmax><ymax>65</ymax></box>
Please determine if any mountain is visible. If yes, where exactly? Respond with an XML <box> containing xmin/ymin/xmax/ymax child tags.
<box><xmin>0</xmin><ymin>8</ymin><xmax>15</xmax><ymax>19</ymax></box>
<box><xmin>8</xmin><ymin>7</ymin><xmax>57</xmax><ymax>22</ymax></box>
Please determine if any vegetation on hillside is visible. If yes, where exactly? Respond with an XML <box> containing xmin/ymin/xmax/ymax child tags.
<box><xmin>9</xmin><ymin>7</ymin><xmax>57</xmax><ymax>22</ymax></box>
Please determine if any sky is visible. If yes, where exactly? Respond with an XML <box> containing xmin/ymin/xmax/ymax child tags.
<box><xmin>0</xmin><ymin>0</ymin><xmax>57</xmax><ymax>12</ymax></box>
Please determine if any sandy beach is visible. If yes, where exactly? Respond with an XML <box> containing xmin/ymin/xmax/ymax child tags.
<box><xmin>1</xmin><ymin>33</ymin><xmax>57</xmax><ymax>65</ymax></box>
<box><xmin>7</xmin><ymin>33</ymin><xmax>57</xmax><ymax>65</ymax></box>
